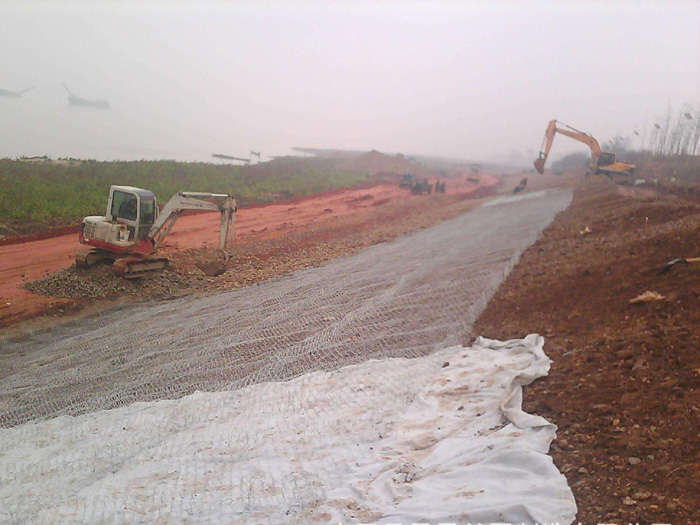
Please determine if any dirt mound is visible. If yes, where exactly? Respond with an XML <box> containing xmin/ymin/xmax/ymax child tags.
<box><xmin>24</xmin><ymin>264</ymin><xmax>195</xmax><ymax>300</ymax></box>
<box><xmin>631</xmin><ymin>153</ymin><xmax>700</xmax><ymax>184</ymax></box>
<box><xmin>339</xmin><ymin>150</ymin><xmax>433</xmax><ymax>177</ymax></box>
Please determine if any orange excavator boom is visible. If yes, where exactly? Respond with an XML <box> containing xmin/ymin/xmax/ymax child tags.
<box><xmin>534</xmin><ymin>120</ymin><xmax>602</xmax><ymax>174</ymax></box>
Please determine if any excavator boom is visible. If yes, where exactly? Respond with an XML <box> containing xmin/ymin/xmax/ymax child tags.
<box><xmin>149</xmin><ymin>192</ymin><xmax>236</xmax><ymax>254</ymax></box>
<box><xmin>533</xmin><ymin>120</ymin><xmax>633</xmax><ymax>182</ymax></box>
<box><xmin>534</xmin><ymin>120</ymin><xmax>557</xmax><ymax>174</ymax></box>
<box><xmin>534</xmin><ymin>120</ymin><xmax>602</xmax><ymax>174</ymax></box>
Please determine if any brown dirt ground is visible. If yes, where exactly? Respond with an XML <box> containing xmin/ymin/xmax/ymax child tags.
<box><xmin>474</xmin><ymin>177</ymin><xmax>700</xmax><ymax>523</ymax></box>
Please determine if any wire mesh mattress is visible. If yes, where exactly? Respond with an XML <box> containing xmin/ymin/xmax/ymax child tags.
<box><xmin>0</xmin><ymin>188</ymin><xmax>572</xmax><ymax>428</ymax></box>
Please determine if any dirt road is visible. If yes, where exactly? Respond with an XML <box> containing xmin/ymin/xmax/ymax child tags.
<box><xmin>1</xmin><ymin>175</ymin><xmax>498</xmax><ymax>328</ymax></box>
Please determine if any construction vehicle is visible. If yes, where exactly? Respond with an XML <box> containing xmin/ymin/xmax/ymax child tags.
<box><xmin>399</xmin><ymin>172</ymin><xmax>414</xmax><ymax>188</ymax></box>
<box><xmin>411</xmin><ymin>179</ymin><xmax>433</xmax><ymax>195</ymax></box>
<box><xmin>534</xmin><ymin>120</ymin><xmax>635</xmax><ymax>183</ymax></box>
<box><xmin>513</xmin><ymin>177</ymin><xmax>528</xmax><ymax>194</ymax></box>
<box><xmin>76</xmin><ymin>186</ymin><xmax>236</xmax><ymax>278</ymax></box>
<box><xmin>63</xmin><ymin>83</ymin><xmax>110</xmax><ymax>109</ymax></box>
<box><xmin>0</xmin><ymin>86</ymin><xmax>33</xmax><ymax>98</ymax></box>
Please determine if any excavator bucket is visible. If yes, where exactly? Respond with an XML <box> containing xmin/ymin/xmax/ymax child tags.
<box><xmin>196</xmin><ymin>250</ymin><xmax>231</xmax><ymax>277</ymax></box>
<box><xmin>195</xmin><ymin>199</ymin><xmax>236</xmax><ymax>277</ymax></box>
<box><xmin>534</xmin><ymin>158</ymin><xmax>546</xmax><ymax>175</ymax></box>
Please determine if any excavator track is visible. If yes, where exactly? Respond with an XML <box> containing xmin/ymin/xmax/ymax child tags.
<box><xmin>75</xmin><ymin>249</ymin><xmax>115</xmax><ymax>268</ymax></box>
<box><xmin>112</xmin><ymin>256</ymin><xmax>169</xmax><ymax>279</ymax></box>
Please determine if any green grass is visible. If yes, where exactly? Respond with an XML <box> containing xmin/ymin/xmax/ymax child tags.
<box><xmin>0</xmin><ymin>157</ymin><xmax>369</xmax><ymax>235</ymax></box>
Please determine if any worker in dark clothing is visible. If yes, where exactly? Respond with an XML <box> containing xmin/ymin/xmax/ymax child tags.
<box><xmin>118</xmin><ymin>196</ymin><xmax>137</xmax><ymax>221</ymax></box>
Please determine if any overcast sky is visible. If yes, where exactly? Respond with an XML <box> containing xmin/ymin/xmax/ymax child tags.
<box><xmin>1</xmin><ymin>0</ymin><xmax>698</xmax><ymax>164</ymax></box>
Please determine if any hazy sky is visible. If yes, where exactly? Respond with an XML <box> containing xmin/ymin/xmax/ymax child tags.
<box><xmin>1</xmin><ymin>1</ymin><xmax>698</xmax><ymax>164</ymax></box>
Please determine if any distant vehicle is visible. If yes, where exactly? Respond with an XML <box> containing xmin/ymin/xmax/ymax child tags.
<box><xmin>399</xmin><ymin>172</ymin><xmax>414</xmax><ymax>188</ymax></box>
<box><xmin>513</xmin><ymin>178</ymin><xmax>528</xmax><ymax>194</ymax></box>
<box><xmin>0</xmin><ymin>86</ymin><xmax>33</xmax><ymax>98</ymax></box>
<box><xmin>63</xmin><ymin>83</ymin><xmax>110</xmax><ymax>109</ymax></box>
<box><xmin>534</xmin><ymin>120</ymin><xmax>635</xmax><ymax>184</ymax></box>
<box><xmin>470</xmin><ymin>164</ymin><xmax>480</xmax><ymax>174</ymax></box>
<box><xmin>411</xmin><ymin>179</ymin><xmax>433</xmax><ymax>195</ymax></box>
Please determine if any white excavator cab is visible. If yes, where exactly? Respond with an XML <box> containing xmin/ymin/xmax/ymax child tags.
<box><xmin>105</xmin><ymin>186</ymin><xmax>157</xmax><ymax>242</ymax></box>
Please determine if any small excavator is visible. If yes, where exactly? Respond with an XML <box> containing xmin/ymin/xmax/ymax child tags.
<box><xmin>534</xmin><ymin>120</ymin><xmax>635</xmax><ymax>184</ymax></box>
<box><xmin>76</xmin><ymin>185</ymin><xmax>236</xmax><ymax>278</ymax></box>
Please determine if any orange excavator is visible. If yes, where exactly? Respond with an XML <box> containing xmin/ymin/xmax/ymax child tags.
<box><xmin>534</xmin><ymin>120</ymin><xmax>635</xmax><ymax>183</ymax></box>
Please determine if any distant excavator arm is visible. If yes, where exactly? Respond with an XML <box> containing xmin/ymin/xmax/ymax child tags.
<box><xmin>62</xmin><ymin>83</ymin><xmax>75</xmax><ymax>98</ymax></box>
<box><xmin>534</xmin><ymin>120</ymin><xmax>602</xmax><ymax>174</ymax></box>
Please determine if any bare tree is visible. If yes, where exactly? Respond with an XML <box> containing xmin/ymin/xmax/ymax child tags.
<box><xmin>691</xmin><ymin>105</ymin><xmax>700</xmax><ymax>155</ymax></box>
<box><xmin>603</xmin><ymin>135</ymin><xmax>631</xmax><ymax>155</ymax></box>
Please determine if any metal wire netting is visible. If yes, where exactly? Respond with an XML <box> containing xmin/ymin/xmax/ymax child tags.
<box><xmin>0</xmin><ymin>189</ymin><xmax>572</xmax><ymax>429</ymax></box>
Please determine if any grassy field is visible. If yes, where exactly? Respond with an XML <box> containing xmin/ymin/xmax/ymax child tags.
<box><xmin>0</xmin><ymin>157</ymin><xmax>369</xmax><ymax>236</ymax></box>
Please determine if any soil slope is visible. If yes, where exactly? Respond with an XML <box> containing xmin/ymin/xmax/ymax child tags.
<box><xmin>338</xmin><ymin>150</ymin><xmax>435</xmax><ymax>177</ymax></box>
<box><xmin>474</xmin><ymin>177</ymin><xmax>700</xmax><ymax>523</ymax></box>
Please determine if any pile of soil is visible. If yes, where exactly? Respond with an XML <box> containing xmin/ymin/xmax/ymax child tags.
<box><xmin>474</xmin><ymin>177</ymin><xmax>700</xmax><ymax>522</ymax></box>
<box><xmin>338</xmin><ymin>150</ymin><xmax>435</xmax><ymax>178</ymax></box>
<box><xmin>24</xmin><ymin>263</ymin><xmax>195</xmax><ymax>300</ymax></box>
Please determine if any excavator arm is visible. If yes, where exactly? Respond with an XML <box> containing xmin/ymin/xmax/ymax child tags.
<box><xmin>148</xmin><ymin>192</ymin><xmax>237</xmax><ymax>256</ymax></box>
<box><xmin>534</xmin><ymin>120</ymin><xmax>602</xmax><ymax>174</ymax></box>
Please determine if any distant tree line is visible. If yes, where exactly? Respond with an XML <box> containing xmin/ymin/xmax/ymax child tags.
<box><xmin>645</xmin><ymin>104</ymin><xmax>700</xmax><ymax>157</ymax></box>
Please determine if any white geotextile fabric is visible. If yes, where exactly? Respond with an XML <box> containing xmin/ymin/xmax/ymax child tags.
<box><xmin>0</xmin><ymin>335</ymin><xmax>576</xmax><ymax>524</ymax></box>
